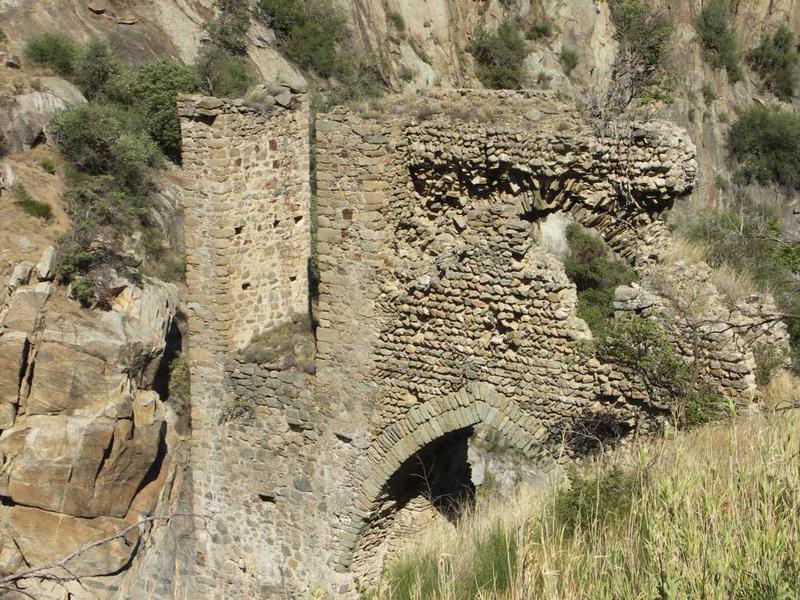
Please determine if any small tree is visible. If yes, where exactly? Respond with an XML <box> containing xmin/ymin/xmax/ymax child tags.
<box><xmin>728</xmin><ymin>105</ymin><xmax>800</xmax><ymax>190</ymax></box>
<box><xmin>696</xmin><ymin>0</ymin><xmax>742</xmax><ymax>82</ymax></box>
<box><xmin>23</xmin><ymin>32</ymin><xmax>78</xmax><ymax>76</ymax></box>
<box><xmin>131</xmin><ymin>59</ymin><xmax>202</xmax><ymax>161</ymax></box>
<box><xmin>747</xmin><ymin>25</ymin><xmax>799</xmax><ymax>101</ymax></box>
<box><xmin>469</xmin><ymin>20</ymin><xmax>527</xmax><ymax>89</ymax></box>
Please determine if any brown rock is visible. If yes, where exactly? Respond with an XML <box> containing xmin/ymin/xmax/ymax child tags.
<box><xmin>2</xmin><ymin>283</ymin><xmax>51</xmax><ymax>333</ymax></box>
<box><xmin>0</xmin><ymin>331</ymin><xmax>28</xmax><ymax>429</ymax></box>
<box><xmin>26</xmin><ymin>341</ymin><xmax>130</xmax><ymax>417</ymax></box>
<box><xmin>1</xmin><ymin>408</ymin><xmax>165</xmax><ymax>518</ymax></box>
<box><xmin>0</xmin><ymin>506</ymin><xmax>139</xmax><ymax>576</ymax></box>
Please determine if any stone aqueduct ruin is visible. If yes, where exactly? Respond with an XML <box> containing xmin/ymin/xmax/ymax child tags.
<box><xmin>178</xmin><ymin>90</ymin><xmax>778</xmax><ymax>597</ymax></box>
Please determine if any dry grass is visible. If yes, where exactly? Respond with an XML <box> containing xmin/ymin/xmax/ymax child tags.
<box><xmin>661</xmin><ymin>238</ymin><xmax>758</xmax><ymax>302</ymax></box>
<box><xmin>377</xmin><ymin>410</ymin><xmax>800</xmax><ymax>599</ymax></box>
<box><xmin>239</xmin><ymin>313</ymin><xmax>315</xmax><ymax>373</ymax></box>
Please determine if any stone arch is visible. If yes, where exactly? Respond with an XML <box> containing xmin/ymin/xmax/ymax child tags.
<box><xmin>335</xmin><ymin>382</ymin><xmax>549</xmax><ymax>572</ymax></box>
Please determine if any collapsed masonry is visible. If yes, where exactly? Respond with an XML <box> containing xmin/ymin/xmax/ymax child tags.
<box><xmin>178</xmin><ymin>89</ymin><xmax>788</xmax><ymax>598</ymax></box>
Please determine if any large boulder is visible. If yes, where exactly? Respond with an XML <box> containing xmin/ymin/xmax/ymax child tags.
<box><xmin>0</xmin><ymin>92</ymin><xmax>69</xmax><ymax>152</ymax></box>
<box><xmin>0</xmin><ymin>393</ymin><xmax>165</xmax><ymax>518</ymax></box>
<box><xmin>0</xmin><ymin>506</ymin><xmax>139</xmax><ymax>577</ymax></box>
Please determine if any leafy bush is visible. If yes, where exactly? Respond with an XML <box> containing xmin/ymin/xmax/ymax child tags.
<box><xmin>696</xmin><ymin>0</ymin><xmax>742</xmax><ymax>82</ymax></box>
<box><xmin>196</xmin><ymin>46</ymin><xmax>255</xmax><ymax>97</ymax></box>
<box><xmin>197</xmin><ymin>0</ymin><xmax>257</xmax><ymax>97</ymax></box>
<box><xmin>258</xmin><ymin>0</ymin><xmax>306</xmax><ymax>37</ymax></box>
<box><xmin>560</xmin><ymin>46</ymin><xmax>578</xmax><ymax>75</ymax></box>
<box><xmin>23</xmin><ymin>32</ymin><xmax>78</xmax><ymax>76</ymax></box>
<box><xmin>728</xmin><ymin>105</ymin><xmax>800</xmax><ymax>190</ymax></box>
<box><xmin>51</xmin><ymin>103</ymin><xmax>160</xmax><ymax>198</ymax></box>
<box><xmin>597</xmin><ymin>316</ymin><xmax>691</xmax><ymax>403</ymax></box>
<box><xmin>75</xmin><ymin>39</ymin><xmax>131</xmax><ymax>102</ymax></box>
<box><xmin>526</xmin><ymin>18</ymin><xmax>553</xmax><ymax>41</ymax></box>
<box><xmin>131</xmin><ymin>59</ymin><xmax>202</xmax><ymax>160</ymax></box>
<box><xmin>605</xmin><ymin>0</ymin><xmax>672</xmax><ymax>107</ymax></box>
<box><xmin>563</xmin><ymin>223</ymin><xmax>636</xmax><ymax>341</ymax></box>
<box><xmin>388</xmin><ymin>11</ymin><xmax>405</xmax><ymax>32</ymax></box>
<box><xmin>747</xmin><ymin>25</ymin><xmax>799</xmax><ymax>101</ymax></box>
<box><xmin>469</xmin><ymin>20</ymin><xmax>527</xmax><ymax>89</ymax></box>
<box><xmin>555</xmin><ymin>465</ymin><xmax>642</xmax><ymax>534</ymax></box>
<box><xmin>11</xmin><ymin>186</ymin><xmax>52</xmax><ymax>221</ymax></box>
<box><xmin>205</xmin><ymin>0</ymin><xmax>251</xmax><ymax>54</ymax></box>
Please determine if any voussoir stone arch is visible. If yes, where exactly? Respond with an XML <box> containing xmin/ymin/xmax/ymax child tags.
<box><xmin>336</xmin><ymin>381</ymin><xmax>549</xmax><ymax>570</ymax></box>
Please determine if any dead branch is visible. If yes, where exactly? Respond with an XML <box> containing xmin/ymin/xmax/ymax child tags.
<box><xmin>0</xmin><ymin>513</ymin><xmax>202</xmax><ymax>598</ymax></box>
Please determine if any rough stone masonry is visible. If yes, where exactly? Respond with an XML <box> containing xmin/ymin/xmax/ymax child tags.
<box><xmin>177</xmin><ymin>89</ymin><xmax>787</xmax><ymax>598</ymax></box>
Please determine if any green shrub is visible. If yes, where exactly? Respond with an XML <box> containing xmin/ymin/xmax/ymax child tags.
<box><xmin>205</xmin><ymin>0</ymin><xmax>251</xmax><ymax>54</ymax></box>
<box><xmin>684</xmin><ymin>385</ymin><xmax>729</xmax><ymax>428</ymax></box>
<box><xmin>11</xmin><ymin>186</ymin><xmax>52</xmax><ymax>221</ymax></box>
<box><xmin>701</xmin><ymin>82</ymin><xmax>716</xmax><ymax>105</ymax></box>
<box><xmin>388</xmin><ymin>11</ymin><xmax>405</xmax><ymax>32</ymax></box>
<box><xmin>469</xmin><ymin>20</ymin><xmax>527</xmax><ymax>89</ymax></box>
<box><xmin>563</xmin><ymin>223</ymin><xmax>636</xmax><ymax>341</ymax></box>
<box><xmin>131</xmin><ymin>59</ymin><xmax>202</xmax><ymax>161</ymax></box>
<box><xmin>257</xmin><ymin>0</ymin><xmax>306</xmax><ymax>38</ymax></box>
<box><xmin>606</xmin><ymin>0</ymin><xmax>673</xmax><ymax>105</ymax></box>
<box><xmin>527</xmin><ymin>18</ymin><xmax>554</xmax><ymax>41</ymax></box>
<box><xmin>168</xmin><ymin>353</ymin><xmax>191</xmax><ymax>414</ymax></box>
<box><xmin>696</xmin><ymin>0</ymin><xmax>742</xmax><ymax>82</ymax></box>
<box><xmin>555</xmin><ymin>465</ymin><xmax>643</xmax><ymax>534</ymax></box>
<box><xmin>51</xmin><ymin>103</ymin><xmax>160</xmax><ymax>198</ymax></box>
<box><xmin>747</xmin><ymin>25</ymin><xmax>799</xmax><ymax>101</ymax></box>
<box><xmin>560</xmin><ymin>46</ymin><xmax>578</xmax><ymax>75</ymax></box>
<box><xmin>197</xmin><ymin>0</ymin><xmax>257</xmax><ymax>97</ymax></box>
<box><xmin>40</xmin><ymin>158</ymin><xmax>56</xmax><ymax>174</ymax></box>
<box><xmin>595</xmin><ymin>316</ymin><xmax>715</xmax><ymax>425</ymax></box>
<box><xmin>0</xmin><ymin>29</ymin><xmax>6</xmax><ymax>44</ymax></box>
<box><xmin>196</xmin><ymin>45</ymin><xmax>255</xmax><ymax>97</ymax></box>
<box><xmin>23</xmin><ymin>32</ymin><xmax>78</xmax><ymax>76</ymax></box>
<box><xmin>728</xmin><ymin>105</ymin><xmax>800</xmax><ymax>190</ymax></box>
<box><xmin>75</xmin><ymin>39</ymin><xmax>131</xmax><ymax>102</ymax></box>
<box><xmin>140</xmin><ymin>227</ymin><xmax>165</xmax><ymax>260</ymax></box>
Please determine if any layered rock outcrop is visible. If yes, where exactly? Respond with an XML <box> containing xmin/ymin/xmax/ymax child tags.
<box><xmin>0</xmin><ymin>246</ymin><xmax>179</xmax><ymax>583</ymax></box>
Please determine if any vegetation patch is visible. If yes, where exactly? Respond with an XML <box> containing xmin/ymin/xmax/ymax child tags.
<box><xmin>526</xmin><ymin>18</ymin><xmax>554</xmax><ymax>41</ymax></box>
<box><xmin>379</xmin><ymin>413</ymin><xmax>800</xmax><ymax>599</ymax></box>
<box><xmin>197</xmin><ymin>0</ymin><xmax>256</xmax><ymax>97</ymax></box>
<box><xmin>600</xmin><ymin>0</ymin><xmax>672</xmax><ymax>110</ymax></box>
<box><xmin>559</xmin><ymin>46</ymin><xmax>578</xmax><ymax>75</ymax></box>
<box><xmin>23</xmin><ymin>32</ymin><xmax>78</xmax><ymax>76</ymax></box>
<box><xmin>747</xmin><ymin>25</ymin><xmax>799</xmax><ymax>102</ymax></box>
<box><xmin>257</xmin><ymin>0</ymin><xmax>384</xmax><ymax>107</ymax></box>
<box><xmin>728</xmin><ymin>105</ymin><xmax>800</xmax><ymax>190</ymax></box>
<box><xmin>696</xmin><ymin>0</ymin><xmax>742</xmax><ymax>82</ymax></box>
<box><xmin>11</xmin><ymin>185</ymin><xmax>52</xmax><ymax>221</ymax></box>
<box><xmin>239</xmin><ymin>314</ymin><xmax>315</xmax><ymax>373</ymax></box>
<box><xmin>563</xmin><ymin>223</ymin><xmax>636</xmax><ymax>342</ymax></box>
<box><xmin>168</xmin><ymin>353</ymin><xmax>191</xmax><ymax>416</ymax></box>
<box><xmin>554</xmin><ymin>464</ymin><xmax>643</xmax><ymax>535</ymax></box>
<box><xmin>469</xmin><ymin>20</ymin><xmax>527</xmax><ymax>90</ymax></box>
<box><xmin>683</xmin><ymin>193</ymin><xmax>800</xmax><ymax>371</ymax></box>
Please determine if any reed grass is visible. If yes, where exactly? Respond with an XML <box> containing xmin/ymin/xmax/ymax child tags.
<box><xmin>377</xmin><ymin>411</ymin><xmax>800</xmax><ymax>599</ymax></box>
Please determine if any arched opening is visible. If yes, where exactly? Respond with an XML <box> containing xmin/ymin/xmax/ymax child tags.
<box><xmin>351</xmin><ymin>427</ymin><xmax>477</xmax><ymax>581</ymax></box>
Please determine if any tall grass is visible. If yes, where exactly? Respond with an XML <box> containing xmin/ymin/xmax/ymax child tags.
<box><xmin>377</xmin><ymin>409</ymin><xmax>800</xmax><ymax>599</ymax></box>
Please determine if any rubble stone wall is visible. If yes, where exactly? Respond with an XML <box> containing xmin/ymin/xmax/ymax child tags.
<box><xmin>179</xmin><ymin>90</ymin><xmax>786</xmax><ymax>597</ymax></box>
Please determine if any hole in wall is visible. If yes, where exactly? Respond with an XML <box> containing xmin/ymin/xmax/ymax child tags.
<box><xmin>294</xmin><ymin>215</ymin><xmax>303</xmax><ymax>224</ymax></box>
<box><xmin>234</xmin><ymin>225</ymin><xmax>244</xmax><ymax>235</ymax></box>
<box><xmin>242</xmin><ymin>282</ymin><xmax>251</xmax><ymax>290</ymax></box>
<box><xmin>257</xmin><ymin>493</ymin><xmax>277</xmax><ymax>504</ymax></box>
<box><xmin>289</xmin><ymin>275</ymin><xmax>297</xmax><ymax>282</ymax></box>
<box><xmin>273</xmin><ymin>219</ymin><xmax>280</xmax><ymax>228</ymax></box>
